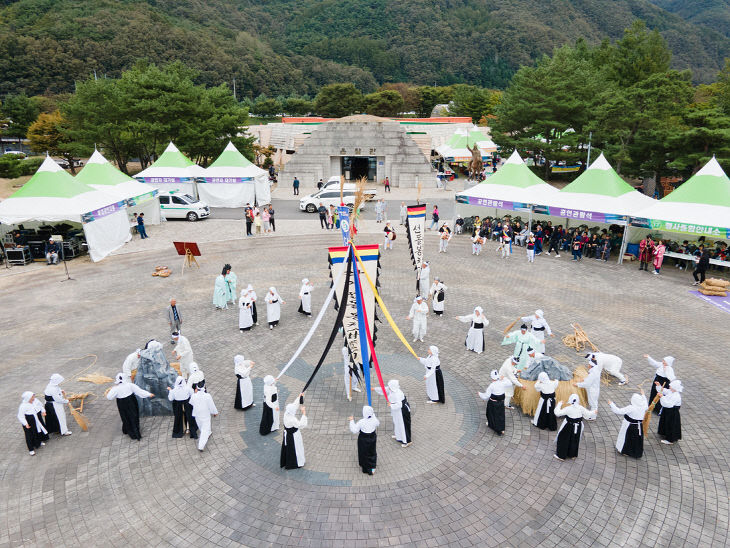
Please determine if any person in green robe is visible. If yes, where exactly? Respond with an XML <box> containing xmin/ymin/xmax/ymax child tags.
<box><xmin>501</xmin><ymin>324</ymin><xmax>539</xmax><ymax>370</ymax></box>
<box><xmin>213</xmin><ymin>265</ymin><xmax>229</xmax><ymax>309</ymax></box>
<box><xmin>224</xmin><ymin>264</ymin><xmax>238</xmax><ymax>305</ymax></box>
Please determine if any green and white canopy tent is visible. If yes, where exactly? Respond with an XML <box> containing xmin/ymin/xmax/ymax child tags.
<box><xmin>199</xmin><ymin>141</ymin><xmax>271</xmax><ymax>207</ymax></box>
<box><xmin>135</xmin><ymin>142</ymin><xmax>205</xmax><ymax>197</ymax></box>
<box><xmin>635</xmin><ymin>157</ymin><xmax>730</xmax><ymax>241</ymax></box>
<box><xmin>76</xmin><ymin>150</ymin><xmax>161</xmax><ymax>225</ymax></box>
<box><xmin>0</xmin><ymin>156</ymin><xmax>131</xmax><ymax>261</ymax></box>
<box><xmin>437</xmin><ymin>128</ymin><xmax>497</xmax><ymax>163</ymax></box>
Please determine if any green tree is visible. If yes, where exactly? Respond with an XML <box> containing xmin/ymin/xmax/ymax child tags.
<box><xmin>314</xmin><ymin>83</ymin><xmax>362</xmax><ymax>117</ymax></box>
<box><xmin>448</xmin><ymin>85</ymin><xmax>501</xmax><ymax>122</ymax></box>
<box><xmin>609</xmin><ymin>21</ymin><xmax>671</xmax><ymax>89</ymax></box>
<box><xmin>717</xmin><ymin>58</ymin><xmax>730</xmax><ymax>115</ymax></box>
<box><xmin>380</xmin><ymin>83</ymin><xmax>419</xmax><ymax>113</ymax></box>
<box><xmin>283</xmin><ymin>97</ymin><xmax>314</xmax><ymax>116</ymax></box>
<box><xmin>362</xmin><ymin>90</ymin><xmax>404</xmax><ymax>117</ymax></box>
<box><xmin>251</xmin><ymin>95</ymin><xmax>282</xmax><ymax>117</ymax></box>
<box><xmin>414</xmin><ymin>86</ymin><xmax>453</xmax><ymax>118</ymax></box>
<box><xmin>0</xmin><ymin>93</ymin><xmax>40</xmax><ymax>147</ymax></box>
<box><xmin>668</xmin><ymin>105</ymin><xmax>730</xmax><ymax>174</ymax></box>
<box><xmin>26</xmin><ymin>110</ymin><xmax>88</xmax><ymax>174</ymax></box>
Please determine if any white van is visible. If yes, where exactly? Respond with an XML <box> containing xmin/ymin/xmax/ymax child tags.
<box><xmin>300</xmin><ymin>189</ymin><xmax>362</xmax><ymax>212</ymax></box>
<box><xmin>158</xmin><ymin>192</ymin><xmax>210</xmax><ymax>221</ymax></box>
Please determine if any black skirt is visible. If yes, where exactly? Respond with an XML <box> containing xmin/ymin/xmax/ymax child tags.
<box><xmin>22</xmin><ymin>414</ymin><xmax>42</xmax><ymax>451</ymax></box>
<box><xmin>171</xmin><ymin>398</ymin><xmax>187</xmax><ymax>438</ymax></box>
<box><xmin>357</xmin><ymin>430</ymin><xmax>377</xmax><ymax>474</ymax></box>
<box><xmin>486</xmin><ymin>393</ymin><xmax>505</xmax><ymax>434</ymax></box>
<box><xmin>44</xmin><ymin>395</ymin><xmax>61</xmax><ymax>434</ymax></box>
<box><xmin>620</xmin><ymin>416</ymin><xmax>643</xmax><ymax>458</ymax></box>
<box><xmin>435</xmin><ymin>368</ymin><xmax>445</xmax><ymax>403</ymax></box>
<box><xmin>252</xmin><ymin>302</ymin><xmax>258</xmax><ymax>324</ymax></box>
<box><xmin>280</xmin><ymin>426</ymin><xmax>300</xmax><ymax>469</ymax></box>
<box><xmin>234</xmin><ymin>375</ymin><xmax>243</xmax><ymax>410</ymax></box>
<box><xmin>535</xmin><ymin>392</ymin><xmax>557</xmax><ymax>431</ymax></box>
<box><xmin>116</xmin><ymin>394</ymin><xmax>141</xmax><ymax>440</ymax></box>
<box><xmin>657</xmin><ymin>406</ymin><xmax>681</xmax><ymax>443</ymax></box>
<box><xmin>555</xmin><ymin>417</ymin><xmax>583</xmax><ymax>459</ymax></box>
<box><xmin>401</xmin><ymin>397</ymin><xmax>412</xmax><ymax>443</ymax></box>
<box><xmin>260</xmin><ymin>402</ymin><xmax>274</xmax><ymax>435</ymax></box>
<box><xmin>650</xmin><ymin>375</ymin><xmax>670</xmax><ymax>414</ymax></box>
<box><xmin>298</xmin><ymin>302</ymin><xmax>311</xmax><ymax>316</ymax></box>
<box><xmin>36</xmin><ymin>412</ymin><xmax>49</xmax><ymax>442</ymax></box>
<box><xmin>184</xmin><ymin>400</ymin><xmax>198</xmax><ymax>439</ymax></box>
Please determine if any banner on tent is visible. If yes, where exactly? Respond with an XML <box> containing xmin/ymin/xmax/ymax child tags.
<box><xmin>126</xmin><ymin>190</ymin><xmax>158</xmax><ymax>207</ymax></box>
<box><xmin>137</xmin><ymin>176</ymin><xmax>196</xmax><ymax>184</ymax></box>
<box><xmin>82</xmin><ymin>200</ymin><xmax>127</xmax><ymax>224</ymax></box>
<box><xmin>201</xmin><ymin>177</ymin><xmax>255</xmax><ymax>184</ymax></box>
<box><xmin>455</xmin><ymin>196</ymin><xmax>531</xmax><ymax>210</ymax></box>
<box><xmin>645</xmin><ymin>219</ymin><xmax>730</xmax><ymax>239</ymax></box>
<box><xmin>547</xmin><ymin>207</ymin><xmax>626</xmax><ymax>225</ymax></box>
<box><xmin>329</xmin><ymin>245</ymin><xmax>379</xmax><ymax>374</ymax></box>
<box><xmin>551</xmin><ymin>164</ymin><xmax>581</xmax><ymax>173</ymax></box>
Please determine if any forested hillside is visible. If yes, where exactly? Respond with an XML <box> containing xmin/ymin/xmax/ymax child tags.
<box><xmin>1</xmin><ymin>0</ymin><xmax>729</xmax><ymax>97</ymax></box>
<box><xmin>650</xmin><ymin>0</ymin><xmax>730</xmax><ymax>38</ymax></box>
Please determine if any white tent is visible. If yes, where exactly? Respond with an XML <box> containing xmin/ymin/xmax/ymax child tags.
<box><xmin>0</xmin><ymin>156</ymin><xmax>131</xmax><ymax>262</ymax></box>
<box><xmin>199</xmin><ymin>142</ymin><xmax>271</xmax><ymax>207</ymax></box>
<box><xmin>135</xmin><ymin>142</ymin><xmax>205</xmax><ymax>197</ymax></box>
<box><xmin>436</xmin><ymin>128</ymin><xmax>497</xmax><ymax>163</ymax></box>
<box><xmin>76</xmin><ymin>150</ymin><xmax>161</xmax><ymax>225</ymax></box>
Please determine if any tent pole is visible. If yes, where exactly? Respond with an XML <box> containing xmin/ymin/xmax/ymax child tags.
<box><xmin>528</xmin><ymin>207</ymin><xmax>533</xmax><ymax>235</ymax></box>
<box><xmin>618</xmin><ymin>222</ymin><xmax>630</xmax><ymax>265</ymax></box>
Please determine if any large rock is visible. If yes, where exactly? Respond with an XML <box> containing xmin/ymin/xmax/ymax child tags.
<box><xmin>135</xmin><ymin>340</ymin><xmax>176</xmax><ymax>415</ymax></box>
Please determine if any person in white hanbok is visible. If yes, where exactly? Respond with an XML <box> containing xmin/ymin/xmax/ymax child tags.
<box><xmin>657</xmin><ymin>379</ymin><xmax>682</xmax><ymax>444</ymax></box>
<box><xmin>342</xmin><ymin>345</ymin><xmax>361</xmax><ymax>400</ymax></box>
<box><xmin>172</xmin><ymin>333</ymin><xmax>194</xmax><ymax>378</ymax></box>
<box><xmin>520</xmin><ymin>309</ymin><xmax>553</xmax><ymax>353</ymax></box>
<box><xmin>246</xmin><ymin>284</ymin><xmax>259</xmax><ymax>325</ymax></box>
<box><xmin>407</xmin><ymin>295</ymin><xmax>429</xmax><ymax>342</ymax></box>
<box><xmin>190</xmin><ymin>386</ymin><xmax>218</xmax><ymax>451</ymax></box>
<box><xmin>456</xmin><ymin>306</ymin><xmax>488</xmax><ymax>354</ymax></box>
<box><xmin>280</xmin><ymin>398</ymin><xmax>308</xmax><ymax>469</ymax></box>
<box><xmin>239</xmin><ymin>288</ymin><xmax>254</xmax><ymax>331</ymax></box>
<box><xmin>429</xmin><ymin>278</ymin><xmax>447</xmax><ymax>316</ymax></box>
<box><xmin>585</xmin><ymin>351</ymin><xmax>626</xmax><ymax>385</ymax></box>
<box><xmin>645</xmin><ymin>354</ymin><xmax>676</xmax><ymax>414</ymax></box>
<box><xmin>420</xmin><ymin>346</ymin><xmax>445</xmax><ymax>403</ymax></box>
<box><xmin>224</xmin><ymin>265</ymin><xmax>238</xmax><ymax>305</ymax></box>
<box><xmin>374</xmin><ymin>379</ymin><xmax>411</xmax><ymax>446</ymax></box>
<box><xmin>574</xmin><ymin>359</ymin><xmax>601</xmax><ymax>413</ymax></box>
<box><xmin>349</xmin><ymin>406</ymin><xmax>380</xmax><ymax>475</ymax></box>
<box><xmin>121</xmin><ymin>349</ymin><xmax>141</xmax><ymax>382</ymax></box>
<box><xmin>43</xmin><ymin>373</ymin><xmax>72</xmax><ymax>436</ymax></box>
<box><xmin>187</xmin><ymin>362</ymin><xmax>205</xmax><ymax>391</ymax></box>
<box><xmin>18</xmin><ymin>392</ymin><xmax>47</xmax><ymax>455</ymax></box>
<box><xmin>298</xmin><ymin>279</ymin><xmax>313</xmax><ymax>316</ymax></box>
<box><xmin>479</xmin><ymin>371</ymin><xmax>513</xmax><ymax>434</ymax></box>
<box><xmin>608</xmin><ymin>391</ymin><xmax>648</xmax><ymax>458</ymax></box>
<box><xmin>532</xmin><ymin>372</ymin><xmax>559</xmax><ymax>430</ymax></box>
<box><xmin>233</xmin><ymin>354</ymin><xmax>255</xmax><ymax>410</ymax></box>
<box><xmin>167</xmin><ymin>376</ymin><xmax>193</xmax><ymax>438</ymax></box>
<box><xmin>259</xmin><ymin>376</ymin><xmax>280</xmax><ymax>435</ymax></box>
<box><xmin>265</xmin><ymin>287</ymin><xmax>284</xmax><ymax>329</ymax></box>
<box><xmin>498</xmin><ymin>355</ymin><xmax>526</xmax><ymax>409</ymax></box>
<box><xmin>106</xmin><ymin>373</ymin><xmax>154</xmax><ymax>440</ymax></box>
<box><xmin>213</xmin><ymin>267</ymin><xmax>228</xmax><ymax>309</ymax></box>
<box><xmin>418</xmin><ymin>262</ymin><xmax>430</xmax><ymax>297</ymax></box>
<box><xmin>554</xmin><ymin>394</ymin><xmax>596</xmax><ymax>460</ymax></box>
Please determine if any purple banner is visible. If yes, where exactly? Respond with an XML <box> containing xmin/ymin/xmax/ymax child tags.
<box><xmin>137</xmin><ymin>176</ymin><xmax>195</xmax><ymax>184</ymax></box>
<box><xmin>546</xmin><ymin>207</ymin><xmax>626</xmax><ymax>225</ymax></box>
<box><xmin>690</xmin><ymin>290</ymin><xmax>730</xmax><ymax>315</ymax></box>
<box><xmin>81</xmin><ymin>200</ymin><xmax>126</xmax><ymax>224</ymax></box>
<box><xmin>202</xmin><ymin>177</ymin><xmax>254</xmax><ymax>184</ymax></box>
<box><xmin>456</xmin><ymin>196</ymin><xmax>528</xmax><ymax>210</ymax></box>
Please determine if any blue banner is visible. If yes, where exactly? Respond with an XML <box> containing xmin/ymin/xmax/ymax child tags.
<box><xmin>338</xmin><ymin>205</ymin><xmax>351</xmax><ymax>245</ymax></box>
<box><xmin>353</xmin><ymin>263</ymin><xmax>372</xmax><ymax>405</ymax></box>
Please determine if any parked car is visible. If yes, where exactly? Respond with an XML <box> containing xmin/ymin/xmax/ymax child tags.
<box><xmin>321</xmin><ymin>176</ymin><xmax>378</xmax><ymax>197</ymax></box>
<box><xmin>159</xmin><ymin>192</ymin><xmax>210</xmax><ymax>221</ymax></box>
<box><xmin>58</xmin><ymin>158</ymin><xmax>84</xmax><ymax>169</ymax></box>
<box><xmin>300</xmin><ymin>189</ymin><xmax>363</xmax><ymax>213</ymax></box>
<box><xmin>3</xmin><ymin>150</ymin><xmax>26</xmax><ymax>157</ymax></box>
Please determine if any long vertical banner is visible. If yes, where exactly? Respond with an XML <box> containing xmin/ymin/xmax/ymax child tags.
<box><xmin>328</xmin><ymin>244</ymin><xmax>380</xmax><ymax>376</ymax></box>
<box><xmin>337</xmin><ymin>205</ymin><xmax>351</xmax><ymax>245</ymax></box>
<box><xmin>352</xmin><ymin>263</ymin><xmax>372</xmax><ymax>404</ymax></box>
<box><xmin>405</xmin><ymin>205</ymin><xmax>426</xmax><ymax>293</ymax></box>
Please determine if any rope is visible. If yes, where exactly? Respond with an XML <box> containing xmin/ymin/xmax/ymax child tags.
<box><xmin>60</xmin><ymin>354</ymin><xmax>99</xmax><ymax>383</ymax></box>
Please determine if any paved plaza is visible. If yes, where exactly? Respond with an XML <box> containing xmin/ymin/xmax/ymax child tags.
<box><xmin>0</xmin><ymin>220</ymin><xmax>728</xmax><ymax>547</ymax></box>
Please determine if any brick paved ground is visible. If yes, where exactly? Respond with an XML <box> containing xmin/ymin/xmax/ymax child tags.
<box><xmin>0</xmin><ymin>227</ymin><xmax>728</xmax><ymax>547</ymax></box>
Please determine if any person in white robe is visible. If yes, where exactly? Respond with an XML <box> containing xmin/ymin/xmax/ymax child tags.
<box><xmin>418</xmin><ymin>262</ymin><xmax>430</xmax><ymax>297</ymax></box>
<box><xmin>420</xmin><ymin>346</ymin><xmax>445</xmax><ymax>403</ymax></box>
<box><xmin>280</xmin><ymin>398</ymin><xmax>308</xmax><ymax>469</ymax></box>
<box><xmin>429</xmin><ymin>278</ymin><xmax>447</xmax><ymax>316</ymax></box>
<box><xmin>239</xmin><ymin>288</ymin><xmax>254</xmax><ymax>331</ymax></box>
<box><xmin>106</xmin><ymin>373</ymin><xmax>154</xmax><ymax>440</ymax></box>
<box><xmin>373</xmin><ymin>379</ymin><xmax>411</xmax><ymax>446</ymax></box>
<box><xmin>524</xmin><ymin>347</ymin><xmax>545</xmax><ymax>369</ymax></box>
<box><xmin>608</xmin><ymin>391</ymin><xmax>648</xmax><ymax>458</ymax></box>
<box><xmin>349</xmin><ymin>405</ymin><xmax>380</xmax><ymax>475</ymax></box>
<box><xmin>498</xmin><ymin>355</ymin><xmax>526</xmax><ymax>409</ymax></box>
<box><xmin>259</xmin><ymin>376</ymin><xmax>280</xmax><ymax>435</ymax></box>
<box><xmin>456</xmin><ymin>307</ymin><xmax>488</xmax><ymax>354</ymax></box>
<box><xmin>645</xmin><ymin>354</ymin><xmax>676</xmax><ymax>414</ymax></box>
<box><xmin>18</xmin><ymin>392</ymin><xmax>47</xmax><ymax>455</ymax></box>
<box><xmin>342</xmin><ymin>345</ymin><xmax>361</xmax><ymax>400</ymax></box>
<box><xmin>554</xmin><ymin>394</ymin><xmax>596</xmax><ymax>460</ymax></box>
<box><xmin>233</xmin><ymin>354</ymin><xmax>255</xmax><ymax>410</ymax></box>
<box><xmin>657</xmin><ymin>379</ymin><xmax>682</xmax><ymax>444</ymax></box>
<box><xmin>167</xmin><ymin>376</ymin><xmax>193</xmax><ymax>438</ymax></box>
<box><xmin>264</xmin><ymin>287</ymin><xmax>284</xmax><ymax>329</ymax></box>
<box><xmin>172</xmin><ymin>334</ymin><xmax>193</xmax><ymax>378</ymax></box>
<box><xmin>190</xmin><ymin>386</ymin><xmax>218</xmax><ymax>451</ymax></box>
<box><xmin>246</xmin><ymin>284</ymin><xmax>259</xmax><ymax>325</ymax></box>
<box><xmin>213</xmin><ymin>266</ymin><xmax>228</xmax><ymax>309</ymax></box>
<box><xmin>224</xmin><ymin>265</ymin><xmax>237</xmax><ymax>305</ymax></box>
<box><xmin>479</xmin><ymin>371</ymin><xmax>513</xmax><ymax>434</ymax></box>
<box><xmin>532</xmin><ymin>372</ymin><xmax>559</xmax><ymax>430</ymax></box>
<box><xmin>122</xmin><ymin>349</ymin><xmax>141</xmax><ymax>382</ymax></box>
<box><xmin>574</xmin><ymin>358</ymin><xmax>601</xmax><ymax>413</ymax></box>
<box><xmin>298</xmin><ymin>279</ymin><xmax>313</xmax><ymax>316</ymax></box>
<box><xmin>406</xmin><ymin>295</ymin><xmax>428</xmax><ymax>342</ymax></box>
<box><xmin>585</xmin><ymin>352</ymin><xmax>626</xmax><ymax>385</ymax></box>
<box><xmin>520</xmin><ymin>309</ymin><xmax>554</xmax><ymax>353</ymax></box>
<box><xmin>187</xmin><ymin>363</ymin><xmax>205</xmax><ymax>391</ymax></box>
<box><xmin>471</xmin><ymin>231</ymin><xmax>483</xmax><ymax>256</ymax></box>
<box><xmin>43</xmin><ymin>374</ymin><xmax>71</xmax><ymax>436</ymax></box>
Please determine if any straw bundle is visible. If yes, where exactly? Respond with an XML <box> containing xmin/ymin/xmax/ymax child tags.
<box><xmin>67</xmin><ymin>402</ymin><xmax>89</xmax><ymax>431</ymax></box>
<box><xmin>561</xmin><ymin>323</ymin><xmax>599</xmax><ymax>353</ymax></box>
<box><xmin>515</xmin><ymin>366</ymin><xmax>588</xmax><ymax>416</ymax></box>
<box><xmin>67</xmin><ymin>392</ymin><xmax>91</xmax><ymax>402</ymax></box>
<box><xmin>705</xmin><ymin>278</ymin><xmax>729</xmax><ymax>288</ymax></box>
<box><xmin>130</xmin><ymin>369</ymin><xmax>137</xmax><ymax>382</ymax></box>
<box><xmin>642</xmin><ymin>391</ymin><xmax>663</xmax><ymax>436</ymax></box>
<box><xmin>77</xmin><ymin>372</ymin><xmax>115</xmax><ymax>384</ymax></box>
<box><xmin>170</xmin><ymin>362</ymin><xmax>182</xmax><ymax>376</ymax></box>
<box><xmin>698</xmin><ymin>281</ymin><xmax>727</xmax><ymax>296</ymax></box>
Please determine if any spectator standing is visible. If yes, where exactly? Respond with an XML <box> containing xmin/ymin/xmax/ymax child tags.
<box><xmin>244</xmin><ymin>204</ymin><xmax>253</xmax><ymax>236</ymax></box>
<box><xmin>571</xmin><ymin>234</ymin><xmax>583</xmax><ymax>261</ymax></box>
<box><xmin>137</xmin><ymin>212</ymin><xmax>148</xmax><ymax>239</ymax></box>
<box><xmin>254</xmin><ymin>210</ymin><xmax>262</xmax><ymax>235</ymax></box>
<box><xmin>268</xmin><ymin>205</ymin><xmax>276</xmax><ymax>232</ymax></box>
<box><xmin>384</xmin><ymin>177</ymin><xmax>391</xmax><ymax>193</ymax></box>
<box><xmin>318</xmin><ymin>203</ymin><xmax>328</xmax><ymax>229</ymax></box>
<box><xmin>692</xmin><ymin>245</ymin><xmax>709</xmax><ymax>285</ymax></box>
<box><xmin>317</xmin><ymin>179</ymin><xmax>324</xmax><ymax>190</ymax></box>
<box><xmin>167</xmin><ymin>298</ymin><xmax>182</xmax><ymax>344</ymax></box>
<box><xmin>429</xmin><ymin>205</ymin><xmax>439</xmax><ymax>230</ymax></box>
<box><xmin>45</xmin><ymin>238</ymin><xmax>60</xmax><ymax>265</ymax></box>
<box><xmin>653</xmin><ymin>240</ymin><xmax>666</xmax><ymax>275</ymax></box>
<box><xmin>261</xmin><ymin>206</ymin><xmax>271</xmax><ymax>233</ymax></box>
<box><xmin>293</xmin><ymin>177</ymin><xmax>300</xmax><ymax>196</ymax></box>
<box><xmin>399</xmin><ymin>202</ymin><xmax>407</xmax><ymax>225</ymax></box>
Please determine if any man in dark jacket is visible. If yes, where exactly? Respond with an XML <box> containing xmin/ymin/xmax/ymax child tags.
<box><xmin>45</xmin><ymin>239</ymin><xmax>60</xmax><ymax>264</ymax></box>
<box><xmin>318</xmin><ymin>203</ymin><xmax>327</xmax><ymax>229</ymax></box>
<box><xmin>244</xmin><ymin>204</ymin><xmax>253</xmax><ymax>236</ymax></box>
<box><xmin>692</xmin><ymin>246</ymin><xmax>710</xmax><ymax>285</ymax></box>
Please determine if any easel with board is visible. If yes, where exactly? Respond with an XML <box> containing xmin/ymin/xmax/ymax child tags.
<box><xmin>173</xmin><ymin>241</ymin><xmax>201</xmax><ymax>275</ymax></box>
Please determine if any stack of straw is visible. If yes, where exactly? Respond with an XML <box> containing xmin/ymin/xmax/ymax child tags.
<box><xmin>515</xmin><ymin>366</ymin><xmax>589</xmax><ymax>416</ymax></box>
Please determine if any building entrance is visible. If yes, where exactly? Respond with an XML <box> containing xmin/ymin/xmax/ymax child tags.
<box><xmin>342</xmin><ymin>156</ymin><xmax>376</xmax><ymax>181</ymax></box>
